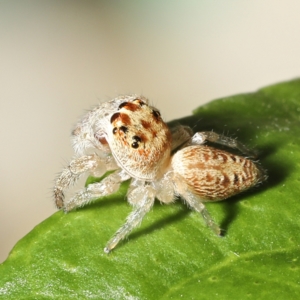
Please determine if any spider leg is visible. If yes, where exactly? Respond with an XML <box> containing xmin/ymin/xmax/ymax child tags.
<box><xmin>104</xmin><ymin>185</ymin><xmax>155</xmax><ymax>253</ymax></box>
<box><xmin>54</xmin><ymin>154</ymin><xmax>110</xmax><ymax>208</ymax></box>
<box><xmin>191</xmin><ymin>131</ymin><xmax>257</xmax><ymax>158</ymax></box>
<box><xmin>63</xmin><ymin>170</ymin><xmax>130</xmax><ymax>212</ymax></box>
<box><xmin>182</xmin><ymin>191</ymin><xmax>221</xmax><ymax>236</ymax></box>
<box><xmin>170</xmin><ymin>125</ymin><xmax>193</xmax><ymax>151</ymax></box>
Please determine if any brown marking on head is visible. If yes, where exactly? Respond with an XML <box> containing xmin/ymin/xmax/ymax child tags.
<box><xmin>141</xmin><ymin>119</ymin><xmax>152</xmax><ymax>130</ymax></box>
<box><xmin>119</xmin><ymin>113</ymin><xmax>131</xmax><ymax>126</ymax></box>
<box><xmin>119</xmin><ymin>102</ymin><xmax>140</xmax><ymax>112</ymax></box>
<box><xmin>118</xmin><ymin>102</ymin><xmax>128</xmax><ymax>110</ymax></box>
<box><xmin>138</xmin><ymin>148</ymin><xmax>151</xmax><ymax>157</ymax></box>
<box><xmin>139</xmin><ymin>133</ymin><xmax>148</xmax><ymax>144</ymax></box>
<box><xmin>151</xmin><ymin>130</ymin><xmax>157</xmax><ymax>138</ymax></box>
<box><xmin>110</xmin><ymin>112</ymin><xmax>131</xmax><ymax>126</ymax></box>
<box><xmin>110</xmin><ymin>112</ymin><xmax>120</xmax><ymax>124</ymax></box>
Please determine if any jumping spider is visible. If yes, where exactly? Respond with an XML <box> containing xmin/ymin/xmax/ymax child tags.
<box><xmin>54</xmin><ymin>95</ymin><xmax>267</xmax><ymax>253</ymax></box>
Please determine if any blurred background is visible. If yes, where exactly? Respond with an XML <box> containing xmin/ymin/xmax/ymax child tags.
<box><xmin>1</xmin><ymin>1</ymin><xmax>300</xmax><ymax>262</ymax></box>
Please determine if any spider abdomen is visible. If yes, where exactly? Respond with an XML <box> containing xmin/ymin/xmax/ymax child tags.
<box><xmin>172</xmin><ymin>145</ymin><xmax>265</xmax><ymax>201</ymax></box>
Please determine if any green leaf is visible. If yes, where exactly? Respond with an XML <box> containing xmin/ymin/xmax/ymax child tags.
<box><xmin>1</xmin><ymin>79</ymin><xmax>300</xmax><ymax>299</ymax></box>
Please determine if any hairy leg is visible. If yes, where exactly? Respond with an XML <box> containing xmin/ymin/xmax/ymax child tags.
<box><xmin>104</xmin><ymin>184</ymin><xmax>155</xmax><ymax>253</ymax></box>
<box><xmin>170</xmin><ymin>125</ymin><xmax>193</xmax><ymax>151</ymax></box>
<box><xmin>191</xmin><ymin>131</ymin><xmax>257</xmax><ymax>157</ymax></box>
<box><xmin>63</xmin><ymin>170</ymin><xmax>130</xmax><ymax>212</ymax></box>
<box><xmin>54</xmin><ymin>154</ymin><xmax>112</xmax><ymax>208</ymax></box>
<box><xmin>182</xmin><ymin>191</ymin><xmax>221</xmax><ymax>235</ymax></box>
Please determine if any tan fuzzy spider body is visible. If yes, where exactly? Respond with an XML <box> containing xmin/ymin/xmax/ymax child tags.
<box><xmin>54</xmin><ymin>95</ymin><xmax>267</xmax><ymax>253</ymax></box>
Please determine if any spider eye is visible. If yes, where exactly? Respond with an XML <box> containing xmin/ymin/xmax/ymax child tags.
<box><xmin>131</xmin><ymin>142</ymin><xmax>139</xmax><ymax>148</ymax></box>
<box><xmin>112</xmin><ymin>127</ymin><xmax>117</xmax><ymax>134</ymax></box>
<box><xmin>152</xmin><ymin>109</ymin><xmax>161</xmax><ymax>119</ymax></box>
<box><xmin>131</xmin><ymin>135</ymin><xmax>141</xmax><ymax>149</ymax></box>
<box><xmin>119</xmin><ymin>126</ymin><xmax>128</xmax><ymax>133</ymax></box>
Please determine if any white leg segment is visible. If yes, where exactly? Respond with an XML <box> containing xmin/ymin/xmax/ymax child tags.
<box><xmin>181</xmin><ymin>191</ymin><xmax>221</xmax><ymax>236</ymax></box>
<box><xmin>171</xmin><ymin>125</ymin><xmax>193</xmax><ymax>151</ymax></box>
<box><xmin>54</xmin><ymin>154</ymin><xmax>107</xmax><ymax>208</ymax></box>
<box><xmin>104</xmin><ymin>185</ymin><xmax>155</xmax><ymax>253</ymax></box>
<box><xmin>64</xmin><ymin>171</ymin><xmax>130</xmax><ymax>212</ymax></box>
<box><xmin>191</xmin><ymin>131</ymin><xmax>257</xmax><ymax>157</ymax></box>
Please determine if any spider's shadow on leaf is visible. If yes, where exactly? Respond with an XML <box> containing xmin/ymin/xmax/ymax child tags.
<box><xmin>126</xmin><ymin>202</ymin><xmax>190</xmax><ymax>244</ymax></box>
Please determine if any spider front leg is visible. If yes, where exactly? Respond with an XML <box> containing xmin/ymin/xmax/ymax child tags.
<box><xmin>191</xmin><ymin>131</ymin><xmax>257</xmax><ymax>158</ymax></box>
<box><xmin>104</xmin><ymin>184</ymin><xmax>155</xmax><ymax>253</ymax></box>
<box><xmin>64</xmin><ymin>170</ymin><xmax>130</xmax><ymax>212</ymax></box>
<box><xmin>54</xmin><ymin>154</ymin><xmax>110</xmax><ymax>208</ymax></box>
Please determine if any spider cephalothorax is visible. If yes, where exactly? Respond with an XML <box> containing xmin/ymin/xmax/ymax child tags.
<box><xmin>107</xmin><ymin>97</ymin><xmax>172</xmax><ymax>180</ymax></box>
<box><xmin>54</xmin><ymin>95</ymin><xmax>267</xmax><ymax>253</ymax></box>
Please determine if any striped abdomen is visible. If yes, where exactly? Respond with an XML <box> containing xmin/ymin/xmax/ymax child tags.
<box><xmin>172</xmin><ymin>145</ymin><xmax>266</xmax><ymax>201</ymax></box>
